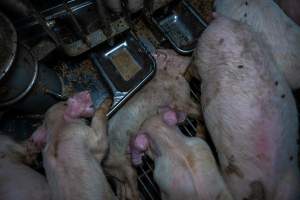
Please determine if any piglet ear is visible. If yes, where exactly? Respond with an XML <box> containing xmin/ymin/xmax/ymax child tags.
<box><xmin>30</xmin><ymin>125</ymin><xmax>48</xmax><ymax>150</ymax></box>
<box><xmin>162</xmin><ymin>110</ymin><xmax>178</xmax><ymax>126</ymax></box>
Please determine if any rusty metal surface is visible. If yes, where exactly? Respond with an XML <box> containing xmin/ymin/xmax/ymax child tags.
<box><xmin>61</xmin><ymin>18</ymin><xmax>130</xmax><ymax>56</ymax></box>
<box><xmin>188</xmin><ymin>0</ymin><xmax>214</xmax><ymax>23</ymax></box>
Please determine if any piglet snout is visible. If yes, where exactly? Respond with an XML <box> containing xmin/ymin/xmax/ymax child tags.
<box><xmin>64</xmin><ymin>91</ymin><xmax>95</xmax><ymax>119</ymax></box>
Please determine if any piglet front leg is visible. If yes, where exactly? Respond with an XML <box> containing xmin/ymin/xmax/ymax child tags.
<box><xmin>89</xmin><ymin>98</ymin><xmax>112</xmax><ymax>162</ymax></box>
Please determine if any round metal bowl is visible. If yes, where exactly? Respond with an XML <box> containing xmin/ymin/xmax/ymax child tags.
<box><xmin>0</xmin><ymin>45</ymin><xmax>38</xmax><ymax>107</ymax></box>
<box><xmin>0</xmin><ymin>11</ymin><xmax>17</xmax><ymax>81</ymax></box>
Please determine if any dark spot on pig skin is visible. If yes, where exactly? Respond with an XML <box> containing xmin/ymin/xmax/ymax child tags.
<box><xmin>244</xmin><ymin>13</ymin><xmax>247</xmax><ymax>17</ymax></box>
<box><xmin>290</xmin><ymin>156</ymin><xmax>294</xmax><ymax>161</ymax></box>
<box><xmin>281</xmin><ymin>94</ymin><xmax>286</xmax><ymax>99</ymax></box>
<box><xmin>274</xmin><ymin>81</ymin><xmax>278</xmax><ymax>86</ymax></box>
<box><xmin>0</xmin><ymin>153</ymin><xmax>5</xmax><ymax>159</ymax></box>
<box><xmin>238</xmin><ymin>65</ymin><xmax>244</xmax><ymax>69</ymax></box>
<box><xmin>163</xmin><ymin>67</ymin><xmax>167</xmax><ymax>71</ymax></box>
<box><xmin>246</xmin><ymin>181</ymin><xmax>266</xmax><ymax>200</ymax></box>
<box><xmin>218</xmin><ymin>38</ymin><xmax>224</xmax><ymax>45</ymax></box>
<box><xmin>224</xmin><ymin>162</ymin><xmax>244</xmax><ymax>178</ymax></box>
<box><xmin>245</xmin><ymin>1</ymin><xmax>248</xmax><ymax>6</ymax></box>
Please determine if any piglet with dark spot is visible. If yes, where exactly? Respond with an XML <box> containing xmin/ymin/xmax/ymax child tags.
<box><xmin>194</xmin><ymin>16</ymin><xmax>300</xmax><ymax>200</ymax></box>
<box><xmin>215</xmin><ymin>0</ymin><xmax>300</xmax><ymax>89</ymax></box>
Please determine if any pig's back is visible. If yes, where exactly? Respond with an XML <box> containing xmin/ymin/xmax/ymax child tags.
<box><xmin>215</xmin><ymin>0</ymin><xmax>300</xmax><ymax>89</ymax></box>
<box><xmin>44</xmin><ymin>124</ymin><xmax>116</xmax><ymax>200</ymax></box>
<box><xmin>195</xmin><ymin>17</ymin><xmax>299</xmax><ymax>199</ymax></box>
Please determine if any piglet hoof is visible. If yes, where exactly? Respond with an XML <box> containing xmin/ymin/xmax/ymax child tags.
<box><xmin>97</xmin><ymin>98</ymin><xmax>112</xmax><ymax>115</ymax></box>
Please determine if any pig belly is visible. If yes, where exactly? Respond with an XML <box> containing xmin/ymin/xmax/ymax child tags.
<box><xmin>201</xmin><ymin>61</ymin><xmax>300</xmax><ymax>199</ymax></box>
<box><xmin>196</xmin><ymin>15</ymin><xmax>300</xmax><ymax>200</ymax></box>
<box><xmin>0</xmin><ymin>159</ymin><xmax>50</xmax><ymax>200</ymax></box>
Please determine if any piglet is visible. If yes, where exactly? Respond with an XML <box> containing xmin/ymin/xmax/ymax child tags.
<box><xmin>103</xmin><ymin>49</ymin><xmax>200</xmax><ymax>200</ymax></box>
<box><xmin>130</xmin><ymin>108</ymin><xmax>233</xmax><ymax>200</ymax></box>
<box><xmin>32</xmin><ymin>91</ymin><xmax>117</xmax><ymax>200</ymax></box>
<box><xmin>0</xmin><ymin>135</ymin><xmax>50</xmax><ymax>200</ymax></box>
<box><xmin>215</xmin><ymin>0</ymin><xmax>300</xmax><ymax>89</ymax></box>
<box><xmin>194</xmin><ymin>16</ymin><xmax>300</xmax><ymax>199</ymax></box>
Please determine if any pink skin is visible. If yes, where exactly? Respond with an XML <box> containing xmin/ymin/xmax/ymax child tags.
<box><xmin>30</xmin><ymin>126</ymin><xmax>48</xmax><ymax>151</ymax></box>
<box><xmin>214</xmin><ymin>0</ymin><xmax>300</xmax><ymax>89</ymax></box>
<box><xmin>158</xmin><ymin>106</ymin><xmax>187</xmax><ymax>126</ymax></box>
<box><xmin>130</xmin><ymin>133</ymin><xmax>149</xmax><ymax>165</ymax></box>
<box><xmin>104</xmin><ymin>48</ymin><xmax>199</xmax><ymax>200</ymax></box>
<box><xmin>130</xmin><ymin>109</ymin><xmax>186</xmax><ymax>165</ymax></box>
<box><xmin>195</xmin><ymin>16</ymin><xmax>300</xmax><ymax>199</ymax></box>
<box><xmin>130</xmin><ymin>109</ymin><xmax>233</xmax><ymax>200</ymax></box>
<box><xmin>31</xmin><ymin>91</ymin><xmax>95</xmax><ymax>150</ymax></box>
<box><xmin>64</xmin><ymin>91</ymin><xmax>94</xmax><ymax>120</ymax></box>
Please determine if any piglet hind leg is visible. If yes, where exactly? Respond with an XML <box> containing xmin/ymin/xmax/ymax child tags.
<box><xmin>89</xmin><ymin>98</ymin><xmax>112</xmax><ymax>162</ymax></box>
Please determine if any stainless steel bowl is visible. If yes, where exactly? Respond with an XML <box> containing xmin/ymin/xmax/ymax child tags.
<box><xmin>0</xmin><ymin>11</ymin><xmax>18</xmax><ymax>81</ymax></box>
<box><xmin>0</xmin><ymin>45</ymin><xmax>38</xmax><ymax>107</ymax></box>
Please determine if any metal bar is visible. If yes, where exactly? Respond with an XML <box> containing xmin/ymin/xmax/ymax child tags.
<box><xmin>137</xmin><ymin>175</ymin><xmax>155</xmax><ymax>200</ymax></box>
<box><xmin>190</xmin><ymin>88</ymin><xmax>201</xmax><ymax>103</ymax></box>
<box><xmin>63</xmin><ymin>1</ymin><xmax>91</xmax><ymax>46</ymax></box>
<box><xmin>186</xmin><ymin>117</ymin><xmax>197</xmax><ymax>133</ymax></box>
<box><xmin>139</xmin><ymin>166</ymin><xmax>160</xmax><ymax>194</ymax></box>
<box><xmin>30</xmin><ymin>6</ymin><xmax>63</xmax><ymax>46</ymax></box>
